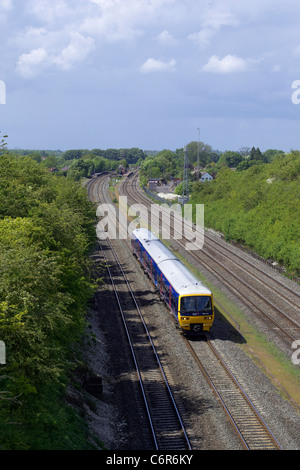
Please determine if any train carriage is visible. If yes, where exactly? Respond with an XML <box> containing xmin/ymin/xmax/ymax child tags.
<box><xmin>131</xmin><ymin>228</ymin><xmax>214</xmax><ymax>334</ymax></box>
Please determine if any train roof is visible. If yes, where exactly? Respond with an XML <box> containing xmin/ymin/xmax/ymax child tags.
<box><xmin>132</xmin><ymin>228</ymin><xmax>211</xmax><ymax>297</ymax></box>
<box><xmin>132</xmin><ymin>228</ymin><xmax>177</xmax><ymax>263</ymax></box>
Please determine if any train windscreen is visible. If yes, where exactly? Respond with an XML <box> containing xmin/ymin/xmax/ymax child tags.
<box><xmin>180</xmin><ymin>296</ymin><xmax>212</xmax><ymax>315</ymax></box>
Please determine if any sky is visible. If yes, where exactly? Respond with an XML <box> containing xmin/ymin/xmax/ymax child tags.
<box><xmin>1</xmin><ymin>0</ymin><xmax>300</xmax><ymax>153</ymax></box>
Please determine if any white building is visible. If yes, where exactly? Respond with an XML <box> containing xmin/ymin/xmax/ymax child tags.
<box><xmin>200</xmin><ymin>172</ymin><xmax>213</xmax><ymax>182</ymax></box>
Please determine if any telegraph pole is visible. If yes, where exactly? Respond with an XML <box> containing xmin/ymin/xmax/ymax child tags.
<box><xmin>180</xmin><ymin>145</ymin><xmax>189</xmax><ymax>204</ymax></box>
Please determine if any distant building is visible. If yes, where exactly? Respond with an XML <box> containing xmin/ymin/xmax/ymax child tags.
<box><xmin>118</xmin><ymin>165</ymin><xmax>126</xmax><ymax>175</ymax></box>
<box><xmin>148</xmin><ymin>178</ymin><xmax>159</xmax><ymax>191</ymax></box>
<box><xmin>172</xmin><ymin>177</ymin><xmax>182</xmax><ymax>187</ymax></box>
<box><xmin>200</xmin><ymin>172</ymin><xmax>213</xmax><ymax>182</ymax></box>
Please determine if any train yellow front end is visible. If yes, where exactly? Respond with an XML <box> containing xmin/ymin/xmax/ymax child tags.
<box><xmin>178</xmin><ymin>294</ymin><xmax>214</xmax><ymax>334</ymax></box>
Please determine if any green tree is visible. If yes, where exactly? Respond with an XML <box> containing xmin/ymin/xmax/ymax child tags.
<box><xmin>63</xmin><ymin>149</ymin><xmax>84</xmax><ymax>160</ymax></box>
<box><xmin>186</xmin><ymin>141</ymin><xmax>213</xmax><ymax>167</ymax></box>
<box><xmin>0</xmin><ymin>131</ymin><xmax>8</xmax><ymax>154</ymax></box>
<box><xmin>189</xmin><ymin>152</ymin><xmax>300</xmax><ymax>274</ymax></box>
<box><xmin>218</xmin><ymin>151</ymin><xmax>243</xmax><ymax>168</ymax></box>
<box><xmin>0</xmin><ymin>154</ymin><xmax>97</xmax><ymax>449</ymax></box>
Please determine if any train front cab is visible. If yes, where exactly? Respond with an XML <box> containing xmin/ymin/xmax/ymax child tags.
<box><xmin>178</xmin><ymin>294</ymin><xmax>214</xmax><ymax>335</ymax></box>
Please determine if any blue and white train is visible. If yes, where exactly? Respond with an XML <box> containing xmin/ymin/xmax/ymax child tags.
<box><xmin>131</xmin><ymin>228</ymin><xmax>214</xmax><ymax>334</ymax></box>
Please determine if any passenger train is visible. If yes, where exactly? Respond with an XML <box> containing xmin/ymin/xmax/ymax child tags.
<box><xmin>131</xmin><ymin>228</ymin><xmax>214</xmax><ymax>334</ymax></box>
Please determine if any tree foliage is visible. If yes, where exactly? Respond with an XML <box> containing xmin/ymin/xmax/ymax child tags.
<box><xmin>139</xmin><ymin>149</ymin><xmax>183</xmax><ymax>185</ymax></box>
<box><xmin>218</xmin><ymin>151</ymin><xmax>243</xmax><ymax>168</ymax></box>
<box><xmin>63</xmin><ymin>147</ymin><xmax>146</xmax><ymax>164</ymax></box>
<box><xmin>0</xmin><ymin>154</ymin><xmax>96</xmax><ymax>449</ymax></box>
<box><xmin>190</xmin><ymin>152</ymin><xmax>300</xmax><ymax>275</ymax></box>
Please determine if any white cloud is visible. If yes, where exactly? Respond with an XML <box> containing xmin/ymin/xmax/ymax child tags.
<box><xmin>202</xmin><ymin>6</ymin><xmax>238</xmax><ymax>30</ymax></box>
<box><xmin>0</xmin><ymin>0</ymin><xmax>13</xmax><ymax>23</ymax></box>
<box><xmin>16</xmin><ymin>32</ymin><xmax>95</xmax><ymax>77</ymax></box>
<box><xmin>80</xmin><ymin>15</ymin><xmax>143</xmax><ymax>43</ymax></box>
<box><xmin>203</xmin><ymin>54</ymin><xmax>249</xmax><ymax>74</ymax></box>
<box><xmin>156</xmin><ymin>30</ymin><xmax>177</xmax><ymax>46</ymax></box>
<box><xmin>140</xmin><ymin>58</ymin><xmax>176</xmax><ymax>73</ymax></box>
<box><xmin>16</xmin><ymin>47</ymin><xmax>49</xmax><ymax>78</ymax></box>
<box><xmin>189</xmin><ymin>3</ymin><xmax>239</xmax><ymax>48</ymax></box>
<box><xmin>188</xmin><ymin>29</ymin><xmax>215</xmax><ymax>49</ymax></box>
<box><xmin>53</xmin><ymin>32</ymin><xmax>95</xmax><ymax>70</ymax></box>
<box><xmin>27</xmin><ymin>0</ymin><xmax>71</xmax><ymax>24</ymax></box>
<box><xmin>0</xmin><ymin>0</ymin><xmax>13</xmax><ymax>10</ymax></box>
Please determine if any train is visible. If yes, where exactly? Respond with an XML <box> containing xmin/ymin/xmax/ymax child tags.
<box><xmin>131</xmin><ymin>228</ymin><xmax>214</xmax><ymax>335</ymax></box>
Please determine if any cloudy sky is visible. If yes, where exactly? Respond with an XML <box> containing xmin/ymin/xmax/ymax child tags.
<box><xmin>1</xmin><ymin>0</ymin><xmax>300</xmax><ymax>152</ymax></box>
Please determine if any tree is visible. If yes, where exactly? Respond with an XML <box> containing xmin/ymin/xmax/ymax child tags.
<box><xmin>249</xmin><ymin>147</ymin><xmax>266</xmax><ymax>162</ymax></box>
<box><xmin>41</xmin><ymin>155</ymin><xmax>58</xmax><ymax>169</ymax></box>
<box><xmin>0</xmin><ymin>155</ymin><xmax>97</xmax><ymax>449</ymax></box>
<box><xmin>263</xmin><ymin>149</ymin><xmax>285</xmax><ymax>162</ymax></box>
<box><xmin>218</xmin><ymin>151</ymin><xmax>243</xmax><ymax>168</ymax></box>
<box><xmin>186</xmin><ymin>141</ymin><xmax>213</xmax><ymax>167</ymax></box>
<box><xmin>0</xmin><ymin>131</ymin><xmax>8</xmax><ymax>155</ymax></box>
<box><xmin>239</xmin><ymin>146</ymin><xmax>251</xmax><ymax>157</ymax></box>
<box><xmin>63</xmin><ymin>149</ymin><xmax>84</xmax><ymax>160</ymax></box>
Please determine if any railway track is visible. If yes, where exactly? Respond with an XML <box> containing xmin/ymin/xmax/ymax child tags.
<box><xmin>121</xmin><ymin>172</ymin><xmax>300</xmax><ymax>345</ymax></box>
<box><xmin>86</xmin><ymin>172</ymin><xmax>286</xmax><ymax>449</ymax></box>
<box><xmin>185</xmin><ymin>337</ymin><xmax>282</xmax><ymax>450</ymax></box>
<box><xmin>87</xmin><ymin>175</ymin><xmax>192</xmax><ymax>450</ymax></box>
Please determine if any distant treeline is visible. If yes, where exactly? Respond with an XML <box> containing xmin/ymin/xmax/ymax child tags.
<box><xmin>9</xmin><ymin>147</ymin><xmax>147</xmax><ymax>181</ymax></box>
<box><xmin>139</xmin><ymin>144</ymin><xmax>286</xmax><ymax>184</ymax></box>
<box><xmin>63</xmin><ymin>147</ymin><xmax>146</xmax><ymax>163</ymax></box>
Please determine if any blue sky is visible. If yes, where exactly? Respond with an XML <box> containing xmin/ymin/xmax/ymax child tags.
<box><xmin>1</xmin><ymin>0</ymin><xmax>300</xmax><ymax>152</ymax></box>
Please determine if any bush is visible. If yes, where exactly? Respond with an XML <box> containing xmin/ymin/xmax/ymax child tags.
<box><xmin>190</xmin><ymin>153</ymin><xmax>300</xmax><ymax>275</ymax></box>
<box><xmin>0</xmin><ymin>154</ymin><xmax>97</xmax><ymax>449</ymax></box>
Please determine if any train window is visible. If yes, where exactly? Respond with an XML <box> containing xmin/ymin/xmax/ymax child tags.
<box><xmin>180</xmin><ymin>296</ymin><xmax>212</xmax><ymax>314</ymax></box>
<box><xmin>161</xmin><ymin>277</ymin><xmax>169</xmax><ymax>300</ymax></box>
<box><xmin>171</xmin><ymin>292</ymin><xmax>178</xmax><ymax>313</ymax></box>
<box><xmin>145</xmin><ymin>253</ymin><xmax>151</xmax><ymax>270</ymax></box>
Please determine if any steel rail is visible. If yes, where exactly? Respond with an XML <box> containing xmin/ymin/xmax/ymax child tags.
<box><xmin>98</xmin><ymin>240</ymin><xmax>159</xmax><ymax>450</ymax></box>
<box><xmin>185</xmin><ymin>337</ymin><xmax>282</xmax><ymax>450</ymax></box>
<box><xmin>89</xmin><ymin>174</ymin><xmax>192</xmax><ymax>450</ymax></box>
<box><xmin>106</xmin><ymin>237</ymin><xmax>192</xmax><ymax>450</ymax></box>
